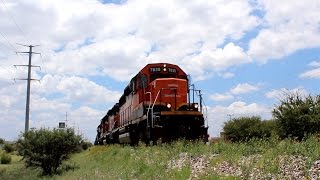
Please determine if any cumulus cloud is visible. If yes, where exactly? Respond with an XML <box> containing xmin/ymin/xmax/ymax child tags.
<box><xmin>207</xmin><ymin>101</ymin><xmax>271</xmax><ymax>137</ymax></box>
<box><xmin>308</xmin><ymin>61</ymin><xmax>320</xmax><ymax>67</ymax></box>
<box><xmin>248</xmin><ymin>0</ymin><xmax>320</xmax><ymax>61</ymax></box>
<box><xmin>220</xmin><ymin>72</ymin><xmax>235</xmax><ymax>79</ymax></box>
<box><xmin>56</xmin><ymin>76</ymin><xmax>121</xmax><ymax>105</ymax></box>
<box><xmin>299</xmin><ymin>68</ymin><xmax>320</xmax><ymax>79</ymax></box>
<box><xmin>1</xmin><ymin>0</ymin><xmax>319</xmax><ymax>141</ymax></box>
<box><xmin>183</xmin><ymin>43</ymin><xmax>252</xmax><ymax>80</ymax></box>
<box><xmin>31</xmin><ymin>74</ymin><xmax>122</xmax><ymax>106</ymax></box>
<box><xmin>210</xmin><ymin>82</ymin><xmax>261</xmax><ymax>104</ymax></box>
<box><xmin>210</xmin><ymin>93</ymin><xmax>234</xmax><ymax>102</ymax></box>
<box><xmin>299</xmin><ymin>61</ymin><xmax>320</xmax><ymax>79</ymax></box>
<box><xmin>1</xmin><ymin>0</ymin><xmax>260</xmax><ymax>81</ymax></box>
<box><xmin>230</xmin><ymin>83</ymin><xmax>259</xmax><ymax>94</ymax></box>
<box><xmin>0</xmin><ymin>73</ymin><xmax>121</xmax><ymax>141</ymax></box>
<box><xmin>265</xmin><ymin>87</ymin><xmax>308</xmax><ymax>100</ymax></box>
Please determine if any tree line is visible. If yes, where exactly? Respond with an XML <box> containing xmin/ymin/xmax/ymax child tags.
<box><xmin>223</xmin><ymin>93</ymin><xmax>320</xmax><ymax>142</ymax></box>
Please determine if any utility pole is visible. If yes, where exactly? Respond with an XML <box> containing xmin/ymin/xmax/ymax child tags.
<box><xmin>227</xmin><ymin>114</ymin><xmax>234</xmax><ymax>121</ymax></box>
<box><xmin>65</xmin><ymin>112</ymin><xmax>68</xmax><ymax>128</ymax></box>
<box><xmin>14</xmin><ymin>44</ymin><xmax>40</xmax><ymax>133</ymax></box>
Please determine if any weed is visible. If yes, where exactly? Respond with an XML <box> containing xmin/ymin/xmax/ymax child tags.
<box><xmin>1</xmin><ymin>153</ymin><xmax>11</xmax><ymax>164</ymax></box>
<box><xmin>1</xmin><ymin>136</ymin><xmax>320</xmax><ymax>179</ymax></box>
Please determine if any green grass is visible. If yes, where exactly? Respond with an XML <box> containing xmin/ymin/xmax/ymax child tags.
<box><xmin>1</xmin><ymin>136</ymin><xmax>320</xmax><ymax>179</ymax></box>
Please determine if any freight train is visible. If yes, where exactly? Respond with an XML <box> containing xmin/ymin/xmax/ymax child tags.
<box><xmin>95</xmin><ymin>63</ymin><xmax>208</xmax><ymax>145</ymax></box>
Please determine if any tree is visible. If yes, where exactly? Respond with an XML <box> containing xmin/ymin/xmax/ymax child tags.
<box><xmin>223</xmin><ymin>116</ymin><xmax>274</xmax><ymax>142</ymax></box>
<box><xmin>0</xmin><ymin>138</ymin><xmax>4</xmax><ymax>144</ymax></box>
<box><xmin>18</xmin><ymin>128</ymin><xmax>82</xmax><ymax>175</ymax></box>
<box><xmin>272</xmin><ymin>93</ymin><xmax>320</xmax><ymax>140</ymax></box>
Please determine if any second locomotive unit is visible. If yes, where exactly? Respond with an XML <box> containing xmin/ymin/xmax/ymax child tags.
<box><xmin>95</xmin><ymin>63</ymin><xmax>208</xmax><ymax>145</ymax></box>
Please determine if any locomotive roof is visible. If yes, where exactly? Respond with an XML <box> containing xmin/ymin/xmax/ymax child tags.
<box><xmin>139</xmin><ymin>63</ymin><xmax>186</xmax><ymax>75</ymax></box>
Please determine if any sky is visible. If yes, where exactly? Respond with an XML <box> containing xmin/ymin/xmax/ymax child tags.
<box><xmin>0</xmin><ymin>0</ymin><xmax>320</xmax><ymax>141</ymax></box>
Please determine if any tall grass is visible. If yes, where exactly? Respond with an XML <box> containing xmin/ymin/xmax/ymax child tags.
<box><xmin>1</xmin><ymin>135</ymin><xmax>320</xmax><ymax>179</ymax></box>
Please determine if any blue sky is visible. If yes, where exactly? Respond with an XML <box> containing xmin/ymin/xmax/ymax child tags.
<box><xmin>0</xmin><ymin>0</ymin><xmax>320</xmax><ymax>141</ymax></box>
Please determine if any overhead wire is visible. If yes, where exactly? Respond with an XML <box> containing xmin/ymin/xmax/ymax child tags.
<box><xmin>0</xmin><ymin>0</ymin><xmax>33</xmax><ymax>66</ymax></box>
<box><xmin>0</xmin><ymin>0</ymin><xmax>30</xmax><ymax>44</ymax></box>
<box><xmin>1</xmin><ymin>0</ymin><xmax>58</xmax><ymax>97</ymax></box>
<box><xmin>0</xmin><ymin>39</ymin><xmax>12</xmax><ymax>51</ymax></box>
<box><xmin>0</xmin><ymin>31</ymin><xmax>17</xmax><ymax>52</ymax></box>
<box><xmin>0</xmin><ymin>63</ymin><xmax>13</xmax><ymax>73</ymax></box>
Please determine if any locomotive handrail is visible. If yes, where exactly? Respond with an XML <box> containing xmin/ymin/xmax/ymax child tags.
<box><xmin>145</xmin><ymin>92</ymin><xmax>152</xmax><ymax>127</ymax></box>
<box><xmin>150</xmin><ymin>90</ymin><xmax>161</xmax><ymax>128</ymax></box>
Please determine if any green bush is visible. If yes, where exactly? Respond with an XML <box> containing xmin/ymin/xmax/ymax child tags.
<box><xmin>0</xmin><ymin>138</ymin><xmax>4</xmax><ymax>144</ymax></box>
<box><xmin>223</xmin><ymin>116</ymin><xmax>274</xmax><ymax>142</ymax></box>
<box><xmin>18</xmin><ymin>128</ymin><xmax>82</xmax><ymax>175</ymax></box>
<box><xmin>0</xmin><ymin>153</ymin><xmax>11</xmax><ymax>164</ymax></box>
<box><xmin>3</xmin><ymin>143</ymin><xmax>14</xmax><ymax>153</ymax></box>
<box><xmin>260</xmin><ymin>119</ymin><xmax>278</xmax><ymax>136</ymax></box>
<box><xmin>272</xmin><ymin>93</ymin><xmax>320</xmax><ymax>140</ymax></box>
<box><xmin>81</xmin><ymin>141</ymin><xmax>93</xmax><ymax>150</ymax></box>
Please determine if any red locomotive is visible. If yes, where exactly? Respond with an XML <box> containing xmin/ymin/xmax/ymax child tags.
<box><xmin>95</xmin><ymin>63</ymin><xmax>208</xmax><ymax>145</ymax></box>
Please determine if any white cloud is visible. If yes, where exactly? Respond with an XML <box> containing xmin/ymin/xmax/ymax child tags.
<box><xmin>182</xmin><ymin>43</ymin><xmax>252</xmax><ymax>80</ymax></box>
<box><xmin>299</xmin><ymin>61</ymin><xmax>320</xmax><ymax>79</ymax></box>
<box><xmin>68</xmin><ymin>106</ymin><xmax>106</xmax><ymax>141</ymax></box>
<box><xmin>265</xmin><ymin>87</ymin><xmax>308</xmax><ymax>100</ymax></box>
<box><xmin>248</xmin><ymin>0</ymin><xmax>320</xmax><ymax>61</ymax></box>
<box><xmin>210</xmin><ymin>93</ymin><xmax>234</xmax><ymax>102</ymax></box>
<box><xmin>230</xmin><ymin>83</ymin><xmax>259</xmax><ymax>94</ymax></box>
<box><xmin>1</xmin><ymin>0</ymin><xmax>259</xmax><ymax>81</ymax></box>
<box><xmin>207</xmin><ymin>101</ymin><xmax>271</xmax><ymax>137</ymax></box>
<box><xmin>1</xmin><ymin>0</ymin><xmax>319</xmax><ymax>142</ymax></box>
<box><xmin>0</xmin><ymin>73</ymin><xmax>121</xmax><ymax>141</ymax></box>
<box><xmin>220</xmin><ymin>72</ymin><xmax>235</xmax><ymax>79</ymax></box>
<box><xmin>308</xmin><ymin>61</ymin><xmax>320</xmax><ymax>67</ymax></box>
<box><xmin>31</xmin><ymin>75</ymin><xmax>122</xmax><ymax>106</ymax></box>
<box><xmin>299</xmin><ymin>68</ymin><xmax>320</xmax><ymax>79</ymax></box>
<box><xmin>56</xmin><ymin>76</ymin><xmax>122</xmax><ymax>105</ymax></box>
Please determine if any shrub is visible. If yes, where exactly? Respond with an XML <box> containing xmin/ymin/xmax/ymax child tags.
<box><xmin>18</xmin><ymin>128</ymin><xmax>82</xmax><ymax>175</ymax></box>
<box><xmin>272</xmin><ymin>93</ymin><xmax>320</xmax><ymax>140</ymax></box>
<box><xmin>1</xmin><ymin>153</ymin><xmax>12</xmax><ymax>164</ymax></box>
<box><xmin>81</xmin><ymin>141</ymin><xmax>93</xmax><ymax>150</ymax></box>
<box><xmin>223</xmin><ymin>116</ymin><xmax>273</xmax><ymax>142</ymax></box>
<box><xmin>3</xmin><ymin>143</ymin><xmax>14</xmax><ymax>153</ymax></box>
<box><xmin>260</xmin><ymin>119</ymin><xmax>278</xmax><ymax>137</ymax></box>
<box><xmin>0</xmin><ymin>138</ymin><xmax>4</xmax><ymax>144</ymax></box>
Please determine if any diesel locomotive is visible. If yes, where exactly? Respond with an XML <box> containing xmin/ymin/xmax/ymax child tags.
<box><xmin>95</xmin><ymin>63</ymin><xmax>208</xmax><ymax>145</ymax></box>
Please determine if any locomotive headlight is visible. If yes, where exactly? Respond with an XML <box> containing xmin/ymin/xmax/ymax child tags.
<box><xmin>163</xmin><ymin>67</ymin><xmax>167</xmax><ymax>72</ymax></box>
<box><xmin>166</xmin><ymin>103</ymin><xmax>171</xmax><ymax>109</ymax></box>
<box><xmin>194</xmin><ymin>103</ymin><xmax>199</xmax><ymax>109</ymax></box>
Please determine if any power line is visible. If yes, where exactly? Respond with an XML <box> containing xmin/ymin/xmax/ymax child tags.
<box><xmin>0</xmin><ymin>63</ymin><xmax>15</xmax><ymax>75</ymax></box>
<box><xmin>0</xmin><ymin>31</ymin><xmax>17</xmax><ymax>52</ymax></box>
<box><xmin>0</xmin><ymin>0</ymin><xmax>29</xmax><ymax>43</ymax></box>
<box><xmin>0</xmin><ymin>39</ymin><xmax>12</xmax><ymax>50</ymax></box>
<box><xmin>0</xmin><ymin>58</ymin><xmax>15</xmax><ymax>76</ymax></box>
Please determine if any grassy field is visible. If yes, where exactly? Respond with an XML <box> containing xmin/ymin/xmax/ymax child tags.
<box><xmin>1</xmin><ymin>136</ymin><xmax>320</xmax><ymax>179</ymax></box>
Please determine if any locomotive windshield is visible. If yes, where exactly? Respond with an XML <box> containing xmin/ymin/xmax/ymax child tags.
<box><xmin>150</xmin><ymin>73</ymin><xmax>177</xmax><ymax>82</ymax></box>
